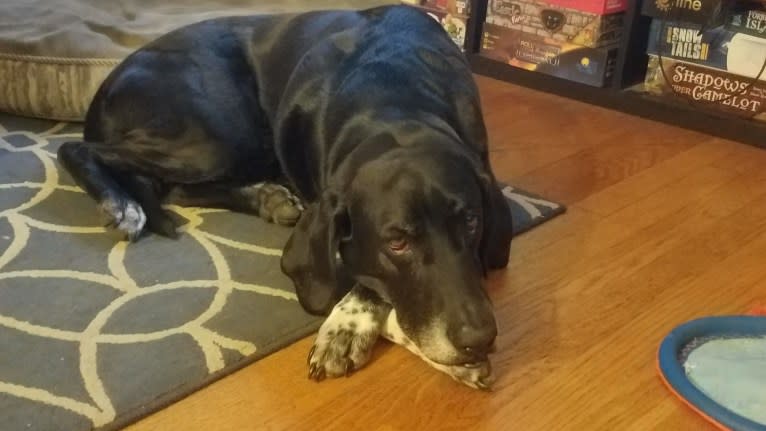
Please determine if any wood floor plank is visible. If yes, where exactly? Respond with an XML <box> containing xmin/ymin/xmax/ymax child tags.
<box><xmin>127</xmin><ymin>77</ymin><xmax>766</xmax><ymax>431</ymax></box>
<box><xmin>575</xmin><ymin>138</ymin><xmax>736</xmax><ymax>216</ymax></box>
<box><xmin>503</xmin><ymin>164</ymin><xmax>742</xmax><ymax>301</ymax></box>
<box><xmin>506</xmin><ymin>140</ymin><xmax>698</xmax><ymax>205</ymax></box>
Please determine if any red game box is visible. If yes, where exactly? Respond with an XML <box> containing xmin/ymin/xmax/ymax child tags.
<box><xmin>543</xmin><ymin>0</ymin><xmax>627</xmax><ymax>14</ymax></box>
<box><xmin>486</xmin><ymin>0</ymin><xmax>624</xmax><ymax>48</ymax></box>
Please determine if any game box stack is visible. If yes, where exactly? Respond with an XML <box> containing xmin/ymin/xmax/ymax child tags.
<box><xmin>642</xmin><ymin>1</ymin><xmax>766</xmax><ymax>121</ymax></box>
<box><xmin>400</xmin><ymin>0</ymin><xmax>471</xmax><ymax>48</ymax></box>
<box><xmin>478</xmin><ymin>0</ymin><xmax>628</xmax><ymax>87</ymax></box>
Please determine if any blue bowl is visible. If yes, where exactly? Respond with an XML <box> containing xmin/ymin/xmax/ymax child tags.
<box><xmin>657</xmin><ymin>316</ymin><xmax>766</xmax><ymax>431</ymax></box>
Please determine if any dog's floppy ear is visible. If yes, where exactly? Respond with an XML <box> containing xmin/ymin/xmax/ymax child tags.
<box><xmin>281</xmin><ymin>188</ymin><xmax>351</xmax><ymax>316</ymax></box>
<box><xmin>478</xmin><ymin>172</ymin><xmax>514</xmax><ymax>272</ymax></box>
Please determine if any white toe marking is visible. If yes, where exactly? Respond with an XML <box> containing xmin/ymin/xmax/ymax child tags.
<box><xmin>309</xmin><ymin>291</ymin><xmax>382</xmax><ymax>376</ymax></box>
<box><xmin>117</xmin><ymin>202</ymin><xmax>146</xmax><ymax>236</ymax></box>
<box><xmin>99</xmin><ymin>200</ymin><xmax>121</xmax><ymax>221</ymax></box>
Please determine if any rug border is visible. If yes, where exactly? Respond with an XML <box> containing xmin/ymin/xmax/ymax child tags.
<box><xmin>513</xmin><ymin>204</ymin><xmax>567</xmax><ymax>236</ymax></box>
<box><xmin>96</xmin><ymin>319</ymin><xmax>322</xmax><ymax>431</ymax></box>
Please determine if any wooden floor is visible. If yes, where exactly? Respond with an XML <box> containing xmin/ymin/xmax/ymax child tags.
<box><xmin>128</xmin><ymin>76</ymin><xmax>766</xmax><ymax>431</ymax></box>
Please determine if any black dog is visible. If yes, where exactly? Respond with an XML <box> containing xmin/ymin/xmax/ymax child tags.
<box><xmin>58</xmin><ymin>5</ymin><xmax>513</xmax><ymax>389</ymax></box>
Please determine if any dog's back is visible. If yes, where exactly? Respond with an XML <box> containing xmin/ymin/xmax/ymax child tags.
<box><xmin>59</xmin><ymin>4</ymin><xmax>487</xmax><ymax>237</ymax></box>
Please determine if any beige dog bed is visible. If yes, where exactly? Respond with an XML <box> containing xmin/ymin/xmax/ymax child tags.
<box><xmin>0</xmin><ymin>0</ymin><xmax>393</xmax><ymax>121</ymax></box>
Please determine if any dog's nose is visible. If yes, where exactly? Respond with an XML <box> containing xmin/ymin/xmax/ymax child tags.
<box><xmin>451</xmin><ymin>322</ymin><xmax>497</xmax><ymax>358</ymax></box>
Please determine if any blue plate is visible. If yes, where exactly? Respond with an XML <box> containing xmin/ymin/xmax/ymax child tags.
<box><xmin>657</xmin><ymin>316</ymin><xmax>766</xmax><ymax>431</ymax></box>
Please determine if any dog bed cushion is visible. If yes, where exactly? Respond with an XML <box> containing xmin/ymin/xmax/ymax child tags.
<box><xmin>0</xmin><ymin>0</ymin><xmax>394</xmax><ymax>122</ymax></box>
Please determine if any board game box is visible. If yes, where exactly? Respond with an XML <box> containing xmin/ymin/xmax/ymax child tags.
<box><xmin>641</xmin><ymin>0</ymin><xmax>725</xmax><ymax>26</ymax></box>
<box><xmin>401</xmin><ymin>2</ymin><xmax>469</xmax><ymax>48</ymax></box>
<box><xmin>543</xmin><ymin>0</ymin><xmax>627</xmax><ymax>14</ymax></box>
<box><xmin>728</xmin><ymin>5</ymin><xmax>766</xmax><ymax>39</ymax></box>
<box><xmin>400</xmin><ymin>0</ymin><xmax>471</xmax><ymax>15</ymax></box>
<box><xmin>643</xmin><ymin>54</ymin><xmax>766</xmax><ymax>121</ymax></box>
<box><xmin>486</xmin><ymin>0</ymin><xmax>624</xmax><ymax>47</ymax></box>
<box><xmin>647</xmin><ymin>19</ymin><xmax>766</xmax><ymax>81</ymax></box>
<box><xmin>481</xmin><ymin>22</ymin><xmax>618</xmax><ymax>86</ymax></box>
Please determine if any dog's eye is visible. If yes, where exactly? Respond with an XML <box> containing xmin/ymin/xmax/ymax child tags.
<box><xmin>388</xmin><ymin>238</ymin><xmax>410</xmax><ymax>254</ymax></box>
<box><xmin>466</xmin><ymin>214</ymin><xmax>479</xmax><ymax>235</ymax></box>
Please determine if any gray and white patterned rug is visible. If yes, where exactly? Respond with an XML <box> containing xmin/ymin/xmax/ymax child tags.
<box><xmin>0</xmin><ymin>113</ymin><xmax>565</xmax><ymax>431</ymax></box>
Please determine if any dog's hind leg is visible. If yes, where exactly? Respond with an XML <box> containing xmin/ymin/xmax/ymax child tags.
<box><xmin>166</xmin><ymin>181</ymin><xmax>303</xmax><ymax>226</ymax></box>
<box><xmin>58</xmin><ymin>141</ymin><xmax>146</xmax><ymax>241</ymax></box>
<box><xmin>113</xmin><ymin>173</ymin><xmax>178</xmax><ymax>238</ymax></box>
<box><xmin>58</xmin><ymin>141</ymin><xmax>176</xmax><ymax>240</ymax></box>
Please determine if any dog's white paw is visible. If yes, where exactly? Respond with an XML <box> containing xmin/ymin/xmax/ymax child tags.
<box><xmin>99</xmin><ymin>198</ymin><xmax>147</xmax><ymax>241</ymax></box>
<box><xmin>308</xmin><ymin>297</ymin><xmax>381</xmax><ymax>380</ymax></box>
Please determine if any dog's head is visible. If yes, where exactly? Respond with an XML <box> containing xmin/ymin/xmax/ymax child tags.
<box><xmin>281</xmin><ymin>140</ymin><xmax>512</xmax><ymax>367</ymax></box>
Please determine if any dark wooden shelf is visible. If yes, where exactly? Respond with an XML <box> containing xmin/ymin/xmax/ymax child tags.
<box><xmin>465</xmin><ymin>0</ymin><xmax>766</xmax><ymax>149</ymax></box>
<box><xmin>470</xmin><ymin>54</ymin><xmax>766</xmax><ymax>148</ymax></box>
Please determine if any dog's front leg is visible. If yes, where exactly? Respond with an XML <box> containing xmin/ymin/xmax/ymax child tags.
<box><xmin>308</xmin><ymin>285</ymin><xmax>391</xmax><ymax>380</ymax></box>
<box><xmin>307</xmin><ymin>287</ymin><xmax>495</xmax><ymax>390</ymax></box>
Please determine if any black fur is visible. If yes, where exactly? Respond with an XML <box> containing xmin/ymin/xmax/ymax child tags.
<box><xmin>59</xmin><ymin>5</ymin><xmax>513</xmax><ymax>361</ymax></box>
